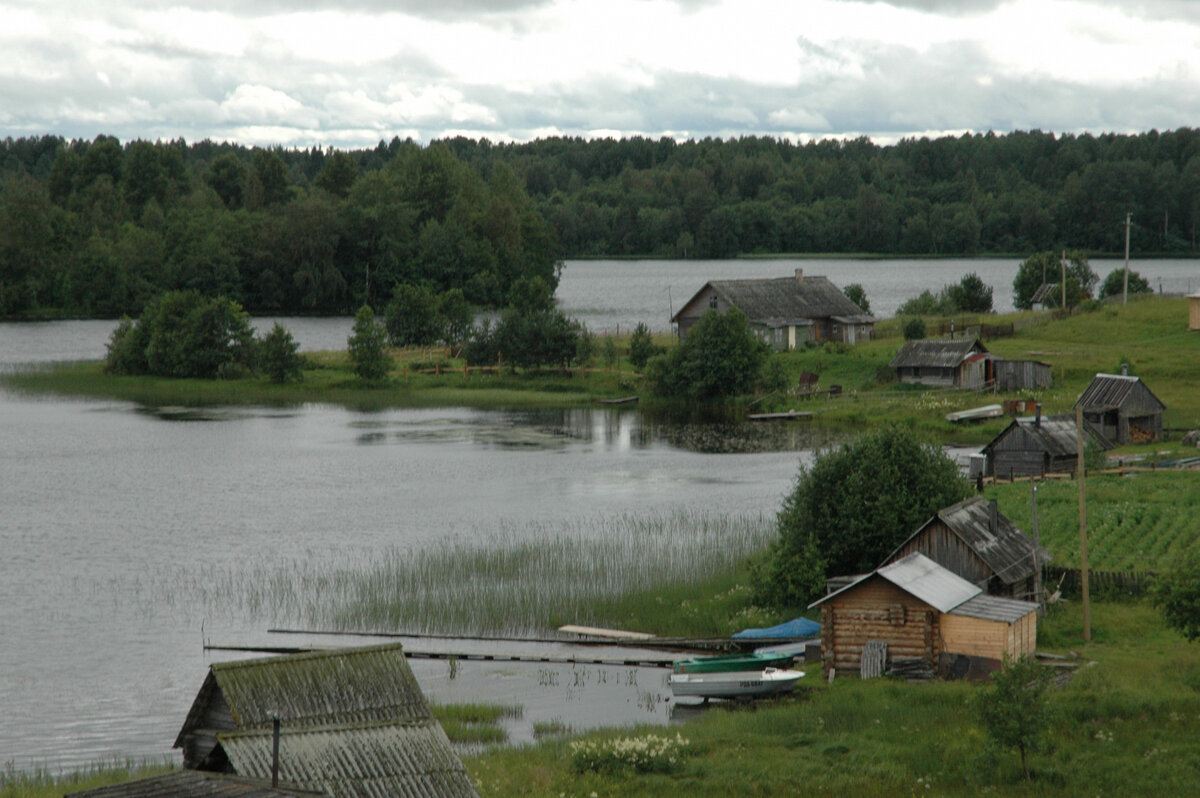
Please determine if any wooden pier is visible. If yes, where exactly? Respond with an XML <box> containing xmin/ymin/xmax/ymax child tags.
<box><xmin>205</xmin><ymin>643</ymin><xmax>677</xmax><ymax>669</ymax></box>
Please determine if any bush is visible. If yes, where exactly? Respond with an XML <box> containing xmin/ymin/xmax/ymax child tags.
<box><xmin>844</xmin><ymin>283</ymin><xmax>870</xmax><ymax>314</ymax></box>
<box><xmin>259</xmin><ymin>322</ymin><xmax>303</xmax><ymax>383</ymax></box>
<box><xmin>1098</xmin><ymin>268</ymin><xmax>1152</xmax><ymax>300</ymax></box>
<box><xmin>649</xmin><ymin>308</ymin><xmax>767</xmax><ymax>400</ymax></box>
<box><xmin>978</xmin><ymin>655</ymin><xmax>1054</xmax><ymax>781</ymax></box>
<box><xmin>627</xmin><ymin>322</ymin><xmax>661</xmax><ymax>370</ymax></box>
<box><xmin>348</xmin><ymin>304</ymin><xmax>391</xmax><ymax>381</ymax></box>
<box><xmin>903</xmin><ymin>317</ymin><xmax>926</xmax><ymax>340</ymax></box>
<box><xmin>1153</xmin><ymin>551</ymin><xmax>1200</xmax><ymax>642</ymax></box>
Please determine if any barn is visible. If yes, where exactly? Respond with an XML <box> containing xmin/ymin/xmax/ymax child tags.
<box><xmin>980</xmin><ymin>410</ymin><xmax>1112</xmax><ymax>479</ymax></box>
<box><xmin>174</xmin><ymin>643</ymin><xmax>479</xmax><ymax>798</ymax></box>
<box><xmin>889</xmin><ymin>338</ymin><xmax>994</xmax><ymax>389</ymax></box>
<box><xmin>1074</xmin><ymin>373</ymin><xmax>1167</xmax><ymax>444</ymax></box>
<box><xmin>810</xmin><ymin>553</ymin><xmax>1038</xmax><ymax>679</ymax></box>
<box><xmin>882</xmin><ymin>496</ymin><xmax>1051</xmax><ymax>603</ymax></box>
<box><xmin>670</xmin><ymin>269</ymin><xmax>875</xmax><ymax>349</ymax></box>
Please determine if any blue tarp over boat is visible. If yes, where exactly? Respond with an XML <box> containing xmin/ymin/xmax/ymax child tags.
<box><xmin>732</xmin><ymin>617</ymin><xmax>821</xmax><ymax>639</ymax></box>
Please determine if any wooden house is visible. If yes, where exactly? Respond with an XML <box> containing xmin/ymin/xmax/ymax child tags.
<box><xmin>174</xmin><ymin>643</ymin><xmax>478</xmax><ymax>798</ymax></box>
<box><xmin>883</xmin><ymin>496</ymin><xmax>1050</xmax><ymax>603</ymax></box>
<box><xmin>810</xmin><ymin>553</ymin><xmax>1038</xmax><ymax>678</ymax></box>
<box><xmin>1074</xmin><ymin>372</ymin><xmax>1166</xmax><ymax>444</ymax></box>
<box><xmin>889</xmin><ymin>338</ymin><xmax>994</xmax><ymax>389</ymax></box>
<box><xmin>980</xmin><ymin>410</ymin><xmax>1112</xmax><ymax>479</ymax></box>
<box><xmin>670</xmin><ymin>269</ymin><xmax>875</xmax><ymax>350</ymax></box>
<box><xmin>993</xmin><ymin>359</ymin><xmax>1052</xmax><ymax>391</ymax></box>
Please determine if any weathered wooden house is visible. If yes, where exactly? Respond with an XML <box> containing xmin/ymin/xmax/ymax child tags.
<box><xmin>670</xmin><ymin>269</ymin><xmax>875</xmax><ymax>350</ymax></box>
<box><xmin>889</xmin><ymin>338</ymin><xmax>994</xmax><ymax>389</ymax></box>
<box><xmin>980</xmin><ymin>410</ymin><xmax>1112</xmax><ymax>479</ymax></box>
<box><xmin>883</xmin><ymin>496</ymin><xmax>1050</xmax><ymax>602</ymax></box>
<box><xmin>809</xmin><ymin>553</ymin><xmax>1038</xmax><ymax>678</ymax></box>
<box><xmin>993</xmin><ymin>359</ymin><xmax>1053</xmax><ymax>391</ymax></box>
<box><xmin>1074</xmin><ymin>372</ymin><xmax>1167</xmax><ymax>444</ymax></box>
<box><xmin>66</xmin><ymin>770</ymin><xmax>318</xmax><ymax>797</ymax></box>
<box><xmin>174</xmin><ymin>643</ymin><xmax>479</xmax><ymax>798</ymax></box>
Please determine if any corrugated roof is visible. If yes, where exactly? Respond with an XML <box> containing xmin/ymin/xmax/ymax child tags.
<box><xmin>916</xmin><ymin>496</ymin><xmax>1051</xmax><ymax>585</ymax></box>
<box><xmin>218</xmin><ymin>720</ymin><xmax>479</xmax><ymax>798</ymax></box>
<box><xmin>981</xmin><ymin>413</ymin><xmax>1113</xmax><ymax>460</ymax></box>
<box><xmin>1074</xmin><ymin>373</ymin><xmax>1166</xmax><ymax>412</ymax></box>
<box><xmin>672</xmin><ymin>274</ymin><xmax>872</xmax><ymax>324</ymax></box>
<box><xmin>949</xmin><ymin>594</ymin><xmax>1038</xmax><ymax>623</ymax></box>
<box><xmin>175</xmin><ymin>644</ymin><xmax>432</xmax><ymax>749</ymax></box>
<box><xmin>888</xmin><ymin>338</ymin><xmax>988</xmax><ymax>369</ymax></box>
<box><xmin>810</xmin><ymin>553</ymin><xmax>981</xmax><ymax>612</ymax></box>
<box><xmin>65</xmin><ymin>770</ymin><xmax>320</xmax><ymax>798</ymax></box>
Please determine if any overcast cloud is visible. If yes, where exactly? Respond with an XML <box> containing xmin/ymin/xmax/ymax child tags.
<box><xmin>2</xmin><ymin>0</ymin><xmax>1196</xmax><ymax>148</ymax></box>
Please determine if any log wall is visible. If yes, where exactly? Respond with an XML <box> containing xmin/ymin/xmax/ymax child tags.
<box><xmin>819</xmin><ymin>578</ymin><xmax>938</xmax><ymax>675</ymax></box>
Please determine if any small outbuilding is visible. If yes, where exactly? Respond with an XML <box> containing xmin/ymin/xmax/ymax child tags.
<box><xmin>889</xmin><ymin>338</ymin><xmax>994</xmax><ymax>389</ymax></box>
<box><xmin>1074</xmin><ymin>372</ymin><xmax>1167</xmax><ymax>444</ymax></box>
<box><xmin>670</xmin><ymin>269</ymin><xmax>875</xmax><ymax>349</ymax></box>
<box><xmin>882</xmin><ymin>496</ymin><xmax>1051</xmax><ymax>603</ymax></box>
<box><xmin>1189</xmin><ymin>292</ymin><xmax>1200</xmax><ymax>331</ymax></box>
<box><xmin>993</xmin><ymin>359</ymin><xmax>1053</xmax><ymax>391</ymax></box>
<box><xmin>810</xmin><ymin>553</ymin><xmax>1038</xmax><ymax>679</ymax></box>
<box><xmin>981</xmin><ymin>410</ymin><xmax>1112</xmax><ymax>479</ymax></box>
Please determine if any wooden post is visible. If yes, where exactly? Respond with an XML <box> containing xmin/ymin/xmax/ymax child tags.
<box><xmin>271</xmin><ymin>716</ymin><xmax>280</xmax><ymax>788</ymax></box>
<box><xmin>1076</xmin><ymin>405</ymin><xmax>1091</xmax><ymax>641</ymax></box>
<box><xmin>1031</xmin><ymin>479</ymin><xmax>1043</xmax><ymax>613</ymax></box>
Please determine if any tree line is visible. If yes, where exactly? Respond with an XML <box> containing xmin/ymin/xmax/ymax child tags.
<box><xmin>3</xmin><ymin>127</ymin><xmax>1199</xmax><ymax>318</ymax></box>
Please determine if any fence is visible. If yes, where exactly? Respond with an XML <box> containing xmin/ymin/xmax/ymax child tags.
<box><xmin>1043</xmin><ymin>565</ymin><xmax>1156</xmax><ymax>600</ymax></box>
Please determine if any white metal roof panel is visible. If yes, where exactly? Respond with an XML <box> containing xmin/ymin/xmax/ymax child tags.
<box><xmin>876</xmin><ymin>553</ymin><xmax>982</xmax><ymax>613</ymax></box>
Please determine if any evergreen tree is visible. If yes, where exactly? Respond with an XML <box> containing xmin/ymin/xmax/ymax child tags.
<box><xmin>348</xmin><ymin>305</ymin><xmax>391</xmax><ymax>381</ymax></box>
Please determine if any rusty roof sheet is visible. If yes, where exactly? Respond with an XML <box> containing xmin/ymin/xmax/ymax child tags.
<box><xmin>218</xmin><ymin>720</ymin><xmax>479</xmax><ymax>798</ymax></box>
<box><xmin>175</xmin><ymin>644</ymin><xmax>431</xmax><ymax>749</ymax></box>
<box><xmin>811</xmin><ymin>553</ymin><xmax>982</xmax><ymax>613</ymax></box>
<box><xmin>888</xmin><ymin>338</ymin><xmax>988</xmax><ymax>369</ymax></box>
<box><xmin>65</xmin><ymin>770</ymin><xmax>321</xmax><ymax>798</ymax></box>
<box><xmin>949</xmin><ymin>594</ymin><xmax>1038</xmax><ymax>623</ymax></box>
<box><xmin>672</xmin><ymin>275</ymin><xmax>872</xmax><ymax>324</ymax></box>
<box><xmin>1074</xmin><ymin>373</ymin><xmax>1166</xmax><ymax>412</ymax></box>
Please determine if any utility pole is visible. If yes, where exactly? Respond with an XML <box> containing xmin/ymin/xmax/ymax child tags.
<box><xmin>1076</xmin><ymin>405</ymin><xmax>1091</xmax><ymax>642</ymax></box>
<box><xmin>1031</xmin><ymin>479</ymin><xmax>1042</xmax><ymax>614</ymax></box>
<box><xmin>1061</xmin><ymin>250</ymin><xmax>1067</xmax><ymax>311</ymax></box>
<box><xmin>1123</xmin><ymin>212</ymin><xmax>1131</xmax><ymax>307</ymax></box>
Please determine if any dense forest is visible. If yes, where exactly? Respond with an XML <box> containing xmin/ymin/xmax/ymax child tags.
<box><xmin>2</xmin><ymin>128</ymin><xmax>1199</xmax><ymax>318</ymax></box>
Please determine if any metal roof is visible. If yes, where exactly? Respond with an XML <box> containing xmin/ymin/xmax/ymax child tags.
<box><xmin>175</xmin><ymin>644</ymin><xmax>433</xmax><ymax>749</ymax></box>
<box><xmin>980</xmin><ymin>413</ymin><xmax>1112</xmax><ymax>459</ymax></box>
<box><xmin>888</xmin><ymin>338</ymin><xmax>988</xmax><ymax>369</ymax></box>
<box><xmin>810</xmin><ymin>553</ymin><xmax>982</xmax><ymax>613</ymax></box>
<box><xmin>949</xmin><ymin>594</ymin><xmax>1038</xmax><ymax>623</ymax></box>
<box><xmin>671</xmin><ymin>274</ymin><xmax>873</xmax><ymax>324</ymax></box>
<box><xmin>218</xmin><ymin>720</ymin><xmax>479</xmax><ymax>798</ymax></box>
<box><xmin>888</xmin><ymin>496</ymin><xmax>1051</xmax><ymax>585</ymax></box>
<box><xmin>65</xmin><ymin>770</ymin><xmax>320</xmax><ymax>798</ymax></box>
<box><xmin>1074</xmin><ymin>373</ymin><xmax>1166</xmax><ymax>412</ymax></box>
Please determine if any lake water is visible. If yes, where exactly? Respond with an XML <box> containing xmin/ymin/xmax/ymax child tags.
<box><xmin>3</xmin><ymin>256</ymin><xmax>1198</xmax><ymax>775</ymax></box>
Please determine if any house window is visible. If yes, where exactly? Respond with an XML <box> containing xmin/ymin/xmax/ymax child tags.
<box><xmin>709</xmin><ymin>295</ymin><xmax>718</xmax><ymax>309</ymax></box>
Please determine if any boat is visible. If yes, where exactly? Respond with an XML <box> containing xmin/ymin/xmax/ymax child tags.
<box><xmin>672</xmin><ymin>651</ymin><xmax>794</xmax><ymax>674</ymax></box>
<box><xmin>945</xmin><ymin>404</ymin><xmax>1004</xmax><ymax>423</ymax></box>
<box><xmin>669</xmin><ymin>667</ymin><xmax>805</xmax><ymax>700</ymax></box>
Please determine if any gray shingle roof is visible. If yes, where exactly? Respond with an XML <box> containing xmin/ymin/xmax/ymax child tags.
<box><xmin>949</xmin><ymin>594</ymin><xmax>1038</xmax><ymax>623</ymax></box>
<box><xmin>65</xmin><ymin>770</ymin><xmax>320</xmax><ymax>798</ymax></box>
<box><xmin>672</xmin><ymin>274</ymin><xmax>872</xmax><ymax>324</ymax></box>
<box><xmin>888</xmin><ymin>338</ymin><xmax>988</xmax><ymax>369</ymax></box>
<box><xmin>1074</xmin><ymin>373</ymin><xmax>1166</xmax><ymax>411</ymax></box>
<box><xmin>913</xmin><ymin>496</ymin><xmax>1051</xmax><ymax>585</ymax></box>
<box><xmin>981</xmin><ymin>414</ymin><xmax>1112</xmax><ymax>460</ymax></box>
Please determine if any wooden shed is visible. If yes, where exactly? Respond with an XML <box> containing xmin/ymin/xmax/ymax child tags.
<box><xmin>883</xmin><ymin>496</ymin><xmax>1050</xmax><ymax>603</ymax></box>
<box><xmin>175</xmin><ymin>643</ymin><xmax>478</xmax><ymax>798</ymax></box>
<box><xmin>810</xmin><ymin>553</ymin><xmax>1038</xmax><ymax>679</ymax></box>
<box><xmin>1074</xmin><ymin>372</ymin><xmax>1166</xmax><ymax>444</ymax></box>
<box><xmin>993</xmin><ymin>359</ymin><xmax>1052</xmax><ymax>391</ymax></box>
<box><xmin>981</xmin><ymin>410</ymin><xmax>1112</xmax><ymax>479</ymax></box>
<box><xmin>889</xmin><ymin>338</ymin><xmax>993</xmax><ymax>389</ymax></box>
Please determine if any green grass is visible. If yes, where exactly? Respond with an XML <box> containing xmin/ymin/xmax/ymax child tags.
<box><xmin>465</xmin><ymin>600</ymin><xmax>1200</xmax><ymax>797</ymax></box>
<box><xmin>431</xmin><ymin>703</ymin><xmax>522</xmax><ymax>746</ymax></box>
<box><xmin>0</xmin><ymin>759</ymin><xmax>175</xmax><ymax>798</ymax></box>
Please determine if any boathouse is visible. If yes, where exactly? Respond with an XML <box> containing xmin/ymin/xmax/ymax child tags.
<box><xmin>670</xmin><ymin>269</ymin><xmax>875</xmax><ymax>350</ymax></box>
<box><xmin>882</xmin><ymin>496</ymin><xmax>1050</xmax><ymax>603</ymax></box>
<box><xmin>889</xmin><ymin>338</ymin><xmax>993</xmax><ymax>389</ymax></box>
<box><xmin>174</xmin><ymin>643</ymin><xmax>478</xmax><ymax>798</ymax></box>
<box><xmin>810</xmin><ymin>553</ymin><xmax>1038</xmax><ymax>679</ymax></box>
<box><xmin>981</xmin><ymin>410</ymin><xmax>1112</xmax><ymax>479</ymax></box>
<box><xmin>1074</xmin><ymin>372</ymin><xmax>1166</xmax><ymax>444</ymax></box>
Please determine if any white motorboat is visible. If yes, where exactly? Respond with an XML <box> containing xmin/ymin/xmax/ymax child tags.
<box><xmin>668</xmin><ymin>667</ymin><xmax>805</xmax><ymax>700</ymax></box>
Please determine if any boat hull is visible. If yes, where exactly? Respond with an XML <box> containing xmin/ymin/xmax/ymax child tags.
<box><xmin>672</xmin><ymin>652</ymin><xmax>794</xmax><ymax>674</ymax></box>
<box><xmin>669</xmin><ymin>667</ymin><xmax>804</xmax><ymax>699</ymax></box>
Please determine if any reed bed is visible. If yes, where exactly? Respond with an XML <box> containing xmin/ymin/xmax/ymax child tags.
<box><xmin>131</xmin><ymin>510</ymin><xmax>775</xmax><ymax>637</ymax></box>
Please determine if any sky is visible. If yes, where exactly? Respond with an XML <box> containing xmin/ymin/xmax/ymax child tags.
<box><xmin>2</xmin><ymin>0</ymin><xmax>1198</xmax><ymax>150</ymax></box>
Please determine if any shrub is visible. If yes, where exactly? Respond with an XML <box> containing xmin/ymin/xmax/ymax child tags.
<box><xmin>627</xmin><ymin>322</ymin><xmax>661</xmax><ymax>370</ymax></box>
<box><xmin>259</xmin><ymin>322</ymin><xmax>303</xmax><ymax>383</ymax></box>
<box><xmin>649</xmin><ymin>308</ymin><xmax>767</xmax><ymax>400</ymax></box>
<box><xmin>348</xmin><ymin>305</ymin><xmax>391</xmax><ymax>381</ymax></box>
<box><xmin>1153</xmin><ymin>551</ymin><xmax>1200</xmax><ymax>642</ymax></box>
<box><xmin>978</xmin><ymin>655</ymin><xmax>1055</xmax><ymax>781</ymax></box>
<box><xmin>903</xmin><ymin>317</ymin><xmax>926</xmax><ymax>340</ymax></box>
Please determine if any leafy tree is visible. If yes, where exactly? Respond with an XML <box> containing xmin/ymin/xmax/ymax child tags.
<box><xmin>315</xmin><ymin>152</ymin><xmax>359</xmax><ymax>198</ymax></box>
<box><xmin>384</xmin><ymin>283</ymin><xmax>441</xmax><ymax>347</ymax></box>
<box><xmin>648</xmin><ymin>308</ymin><xmax>767</xmax><ymax>400</ymax></box>
<box><xmin>1153</xmin><ymin>551</ymin><xmax>1200</xmax><ymax>642</ymax></box>
<box><xmin>104</xmin><ymin>315</ymin><xmax>148</xmax><ymax>375</ymax></box>
<box><xmin>754</xmin><ymin>425</ymin><xmax>970</xmax><ymax>607</ymax></box>
<box><xmin>437</xmin><ymin>287</ymin><xmax>474</xmax><ymax>347</ymax></box>
<box><xmin>843</xmin><ymin>283</ymin><xmax>870</xmax><ymax>314</ymax></box>
<box><xmin>903</xmin><ymin>317</ymin><xmax>927</xmax><ymax>340</ymax></box>
<box><xmin>1013</xmin><ymin>250</ymin><xmax>1096</xmax><ymax>309</ymax></box>
<box><xmin>507</xmin><ymin>274</ymin><xmax>555</xmax><ymax>314</ymax></box>
<box><xmin>205</xmin><ymin>153</ymin><xmax>246</xmax><ymax>209</ymax></box>
<box><xmin>259</xmin><ymin>322</ymin><xmax>303</xmax><ymax>383</ymax></box>
<box><xmin>1098</xmin><ymin>268</ymin><xmax>1152</xmax><ymax>300</ymax></box>
<box><xmin>759</xmin><ymin>357</ymin><xmax>789</xmax><ymax>395</ymax></box>
<box><xmin>627</xmin><ymin>322</ymin><xmax>661</xmax><ymax>370</ymax></box>
<box><xmin>944</xmin><ymin>272</ymin><xmax>994</xmax><ymax>312</ymax></box>
<box><xmin>495</xmin><ymin>307</ymin><xmax>580</xmax><ymax>370</ymax></box>
<box><xmin>978</xmin><ymin>655</ymin><xmax>1055</xmax><ymax>781</ymax></box>
<box><xmin>347</xmin><ymin>304</ymin><xmax>391</xmax><ymax>381</ymax></box>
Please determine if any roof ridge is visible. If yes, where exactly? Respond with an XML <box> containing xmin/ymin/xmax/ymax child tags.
<box><xmin>211</xmin><ymin>642</ymin><xmax>407</xmax><ymax>671</ymax></box>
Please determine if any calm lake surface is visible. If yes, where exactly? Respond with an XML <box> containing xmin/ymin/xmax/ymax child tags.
<box><xmin>3</xmin><ymin>257</ymin><xmax>1198</xmax><ymax>774</ymax></box>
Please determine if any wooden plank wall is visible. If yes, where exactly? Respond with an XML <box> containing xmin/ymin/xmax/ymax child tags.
<box><xmin>891</xmin><ymin>521</ymin><xmax>991</xmax><ymax>587</ymax></box>
<box><xmin>940</xmin><ymin>611</ymin><xmax>1037</xmax><ymax>662</ymax></box>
